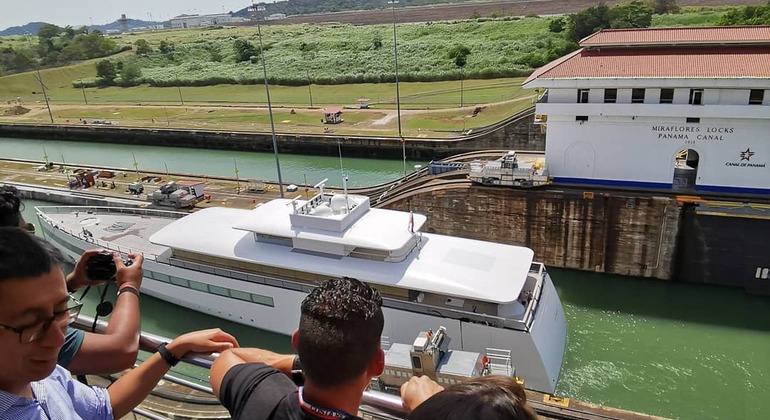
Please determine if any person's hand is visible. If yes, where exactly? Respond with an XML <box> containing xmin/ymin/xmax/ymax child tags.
<box><xmin>400</xmin><ymin>375</ymin><xmax>444</xmax><ymax>413</ymax></box>
<box><xmin>66</xmin><ymin>249</ymin><xmax>109</xmax><ymax>290</ymax></box>
<box><xmin>166</xmin><ymin>329</ymin><xmax>239</xmax><ymax>358</ymax></box>
<box><xmin>115</xmin><ymin>253</ymin><xmax>144</xmax><ymax>289</ymax></box>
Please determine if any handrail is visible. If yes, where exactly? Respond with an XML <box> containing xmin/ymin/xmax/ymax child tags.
<box><xmin>72</xmin><ymin>315</ymin><xmax>408</xmax><ymax>417</ymax></box>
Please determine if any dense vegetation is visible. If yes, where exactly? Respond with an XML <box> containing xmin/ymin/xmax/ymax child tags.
<box><xmin>719</xmin><ymin>3</ymin><xmax>770</xmax><ymax>25</ymax></box>
<box><xmin>80</xmin><ymin>17</ymin><xmax>576</xmax><ymax>88</ymax></box>
<box><xmin>0</xmin><ymin>24</ymin><xmax>121</xmax><ymax>75</ymax></box>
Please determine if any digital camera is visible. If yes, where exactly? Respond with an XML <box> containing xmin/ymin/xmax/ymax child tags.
<box><xmin>84</xmin><ymin>251</ymin><xmax>132</xmax><ymax>281</ymax></box>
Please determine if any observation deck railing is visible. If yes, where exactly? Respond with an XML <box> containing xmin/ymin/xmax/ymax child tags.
<box><xmin>73</xmin><ymin>315</ymin><xmax>406</xmax><ymax>419</ymax></box>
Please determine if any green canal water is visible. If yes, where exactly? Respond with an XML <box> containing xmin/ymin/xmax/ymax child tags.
<box><xmin>0</xmin><ymin>136</ymin><xmax>420</xmax><ymax>187</ymax></box>
<box><xmin>9</xmin><ymin>136</ymin><xmax>770</xmax><ymax>419</ymax></box>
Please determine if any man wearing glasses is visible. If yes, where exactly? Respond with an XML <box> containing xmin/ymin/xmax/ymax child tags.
<box><xmin>0</xmin><ymin>184</ymin><xmax>142</xmax><ymax>375</ymax></box>
<box><xmin>0</xmin><ymin>226</ymin><xmax>239</xmax><ymax>418</ymax></box>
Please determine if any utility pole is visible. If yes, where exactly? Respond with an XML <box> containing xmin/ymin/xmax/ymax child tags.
<box><xmin>178</xmin><ymin>86</ymin><xmax>184</xmax><ymax>105</ymax></box>
<box><xmin>388</xmin><ymin>0</ymin><xmax>405</xmax><ymax>177</ymax></box>
<box><xmin>250</xmin><ymin>3</ymin><xmax>284</xmax><ymax>197</ymax></box>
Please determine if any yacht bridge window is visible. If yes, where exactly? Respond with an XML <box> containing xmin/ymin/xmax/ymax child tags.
<box><xmin>749</xmin><ymin>89</ymin><xmax>765</xmax><ymax>105</ymax></box>
<box><xmin>631</xmin><ymin>89</ymin><xmax>645</xmax><ymax>103</ymax></box>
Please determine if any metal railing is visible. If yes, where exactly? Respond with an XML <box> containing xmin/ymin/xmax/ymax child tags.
<box><xmin>73</xmin><ymin>315</ymin><xmax>406</xmax><ymax>419</ymax></box>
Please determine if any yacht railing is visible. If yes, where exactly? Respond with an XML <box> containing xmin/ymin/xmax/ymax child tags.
<box><xmin>73</xmin><ymin>315</ymin><xmax>406</xmax><ymax>419</ymax></box>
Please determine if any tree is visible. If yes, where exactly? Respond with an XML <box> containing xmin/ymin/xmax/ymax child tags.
<box><xmin>233</xmin><ymin>38</ymin><xmax>257</xmax><ymax>62</ymax></box>
<box><xmin>37</xmin><ymin>24</ymin><xmax>63</xmax><ymax>41</ymax></box>
<box><xmin>447</xmin><ymin>44</ymin><xmax>471</xmax><ymax>68</ymax></box>
<box><xmin>95</xmin><ymin>59</ymin><xmax>116</xmax><ymax>85</ymax></box>
<box><xmin>372</xmin><ymin>33</ymin><xmax>383</xmax><ymax>50</ymax></box>
<box><xmin>653</xmin><ymin>0</ymin><xmax>680</xmax><ymax>15</ymax></box>
<box><xmin>549</xmin><ymin>17</ymin><xmax>566</xmax><ymax>33</ymax></box>
<box><xmin>447</xmin><ymin>44</ymin><xmax>471</xmax><ymax>107</ymax></box>
<box><xmin>609</xmin><ymin>0</ymin><xmax>653</xmax><ymax>29</ymax></box>
<box><xmin>119</xmin><ymin>62</ymin><xmax>142</xmax><ymax>86</ymax></box>
<box><xmin>567</xmin><ymin>3</ymin><xmax>611</xmax><ymax>42</ymax></box>
<box><xmin>159</xmin><ymin>40</ymin><xmax>174</xmax><ymax>54</ymax></box>
<box><xmin>134</xmin><ymin>39</ymin><xmax>152</xmax><ymax>55</ymax></box>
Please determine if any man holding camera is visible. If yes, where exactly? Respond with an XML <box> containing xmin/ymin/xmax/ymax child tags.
<box><xmin>0</xmin><ymin>227</ymin><xmax>238</xmax><ymax>418</ymax></box>
<box><xmin>210</xmin><ymin>277</ymin><xmax>386</xmax><ymax>420</ymax></box>
<box><xmin>0</xmin><ymin>184</ymin><xmax>142</xmax><ymax>375</ymax></box>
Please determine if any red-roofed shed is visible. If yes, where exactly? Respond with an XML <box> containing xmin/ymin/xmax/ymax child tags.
<box><xmin>322</xmin><ymin>107</ymin><xmax>344</xmax><ymax>124</ymax></box>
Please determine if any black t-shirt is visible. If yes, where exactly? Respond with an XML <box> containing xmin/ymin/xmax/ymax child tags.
<box><xmin>219</xmin><ymin>363</ymin><xmax>362</xmax><ymax>420</ymax></box>
<box><xmin>220</xmin><ymin>363</ymin><xmax>303</xmax><ymax>420</ymax></box>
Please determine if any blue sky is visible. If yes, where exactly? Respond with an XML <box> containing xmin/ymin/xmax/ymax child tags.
<box><xmin>1</xmin><ymin>1</ymin><xmax>278</xmax><ymax>31</ymax></box>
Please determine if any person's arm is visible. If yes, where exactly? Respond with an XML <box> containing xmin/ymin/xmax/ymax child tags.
<box><xmin>400</xmin><ymin>376</ymin><xmax>444</xmax><ymax>413</ymax></box>
<box><xmin>210</xmin><ymin>347</ymin><xmax>295</xmax><ymax>397</ymax></box>
<box><xmin>108</xmin><ymin>328</ymin><xmax>238</xmax><ymax>419</ymax></box>
<box><xmin>66</xmin><ymin>252</ymin><xmax>144</xmax><ymax>375</ymax></box>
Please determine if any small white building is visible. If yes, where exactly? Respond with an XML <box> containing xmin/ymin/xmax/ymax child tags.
<box><xmin>171</xmin><ymin>13</ymin><xmax>247</xmax><ymax>29</ymax></box>
<box><xmin>524</xmin><ymin>26</ymin><xmax>770</xmax><ymax>195</ymax></box>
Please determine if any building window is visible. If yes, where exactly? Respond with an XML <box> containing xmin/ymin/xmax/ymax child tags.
<box><xmin>575</xmin><ymin>115</ymin><xmax>588</xmax><ymax>122</ymax></box>
<box><xmin>689</xmin><ymin>89</ymin><xmax>703</xmax><ymax>105</ymax></box>
<box><xmin>632</xmin><ymin>89</ymin><xmax>645</xmax><ymax>103</ymax></box>
<box><xmin>577</xmin><ymin>89</ymin><xmax>589</xmax><ymax>103</ymax></box>
<box><xmin>686</xmin><ymin>117</ymin><xmax>700</xmax><ymax>123</ymax></box>
<box><xmin>660</xmin><ymin>89</ymin><xmax>674</xmax><ymax>104</ymax></box>
<box><xmin>749</xmin><ymin>89</ymin><xmax>764</xmax><ymax>105</ymax></box>
<box><xmin>604</xmin><ymin>89</ymin><xmax>617</xmax><ymax>103</ymax></box>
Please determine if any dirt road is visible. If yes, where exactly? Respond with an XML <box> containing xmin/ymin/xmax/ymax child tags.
<box><xmin>265</xmin><ymin>0</ymin><xmax>765</xmax><ymax>27</ymax></box>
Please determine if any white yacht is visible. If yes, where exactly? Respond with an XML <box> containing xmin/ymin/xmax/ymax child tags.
<box><xmin>36</xmin><ymin>184</ymin><xmax>566</xmax><ymax>393</ymax></box>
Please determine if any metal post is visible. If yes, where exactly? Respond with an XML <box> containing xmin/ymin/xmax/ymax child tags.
<box><xmin>389</xmin><ymin>1</ymin><xmax>405</xmax><ymax>177</ymax></box>
<box><xmin>178</xmin><ymin>86</ymin><xmax>184</xmax><ymax>106</ymax></box>
<box><xmin>251</xmin><ymin>4</ymin><xmax>284</xmax><ymax>197</ymax></box>
<box><xmin>80</xmin><ymin>80</ymin><xmax>88</xmax><ymax>105</ymax></box>
<box><xmin>306</xmin><ymin>70</ymin><xmax>313</xmax><ymax>108</ymax></box>
<box><xmin>460</xmin><ymin>67</ymin><xmax>464</xmax><ymax>108</ymax></box>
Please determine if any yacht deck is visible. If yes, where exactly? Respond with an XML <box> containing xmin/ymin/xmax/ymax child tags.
<box><xmin>37</xmin><ymin>207</ymin><xmax>179</xmax><ymax>257</ymax></box>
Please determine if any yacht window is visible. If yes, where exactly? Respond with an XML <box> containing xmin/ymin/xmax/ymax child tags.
<box><xmin>189</xmin><ymin>280</ymin><xmax>209</xmax><ymax>292</ymax></box>
<box><xmin>210</xmin><ymin>285</ymin><xmax>229</xmax><ymax>297</ymax></box>
<box><xmin>631</xmin><ymin>89</ymin><xmax>645</xmax><ymax>103</ymax></box>
<box><xmin>749</xmin><ymin>89</ymin><xmax>764</xmax><ymax>105</ymax></box>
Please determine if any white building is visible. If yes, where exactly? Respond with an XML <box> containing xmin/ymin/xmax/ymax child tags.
<box><xmin>524</xmin><ymin>26</ymin><xmax>770</xmax><ymax>195</ymax></box>
<box><xmin>170</xmin><ymin>13</ymin><xmax>248</xmax><ymax>29</ymax></box>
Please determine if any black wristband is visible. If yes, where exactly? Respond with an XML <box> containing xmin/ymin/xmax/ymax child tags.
<box><xmin>157</xmin><ymin>342</ymin><xmax>180</xmax><ymax>367</ymax></box>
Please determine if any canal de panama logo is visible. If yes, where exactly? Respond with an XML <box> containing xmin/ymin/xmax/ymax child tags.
<box><xmin>740</xmin><ymin>148</ymin><xmax>755</xmax><ymax>161</ymax></box>
<box><xmin>726</xmin><ymin>148</ymin><xmax>765</xmax><ymax>168</ymax></box>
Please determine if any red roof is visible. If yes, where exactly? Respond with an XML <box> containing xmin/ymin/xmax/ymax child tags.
<box><xmin>581</xmin><ymin>26</ymin><xmax>770</xmax><ymax>47</ymax></box>
<box><xmin>526</xmin><ymin>47</ymin><xmax>770</xmax><ymax>81</ymax></box>
<box><xmin>322</xmin><ymin>107</ymin><xmax>343</xmax><ymax>114</ymax></box>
